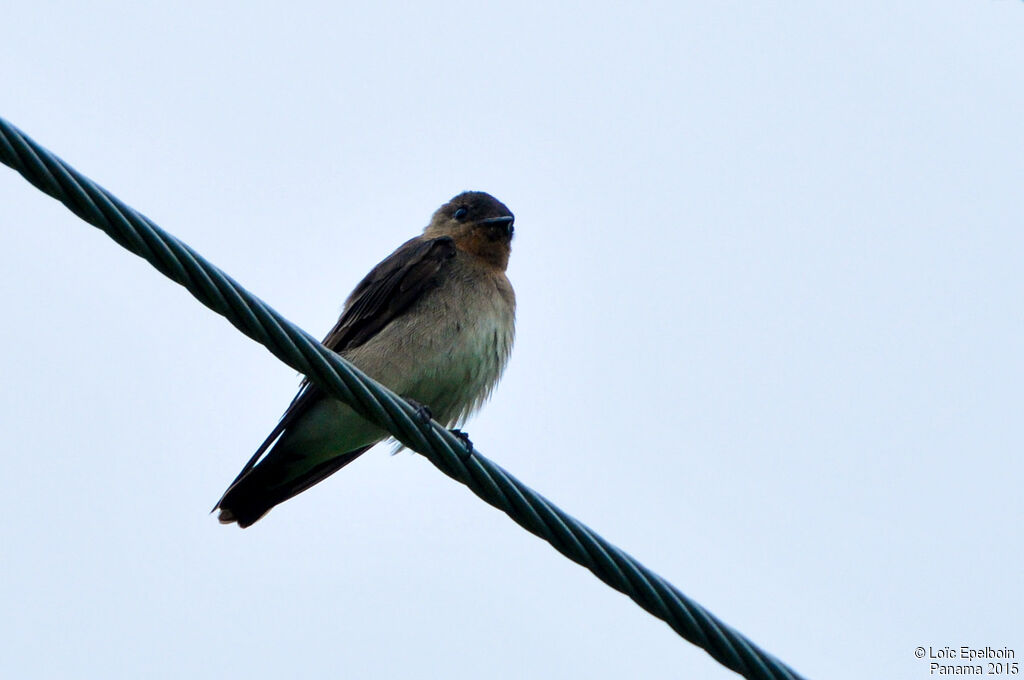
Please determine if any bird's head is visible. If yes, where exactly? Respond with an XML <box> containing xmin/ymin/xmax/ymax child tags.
<box><xmin>425</xmin><ymin>191</ymin><xmax>515</xmax><ymax>270</ymax></box>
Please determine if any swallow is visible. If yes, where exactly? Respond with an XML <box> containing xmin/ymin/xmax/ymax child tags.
<box><xmin>215</xmin><ymin>191</ymin><xmax>516</xmax><ymax>527</ymax></box>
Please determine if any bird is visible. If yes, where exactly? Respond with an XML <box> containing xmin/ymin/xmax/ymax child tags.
<box><xmin>215</xmin><ymin>191</ymin><xmax>516</xmax><ymax>527</ymax></box>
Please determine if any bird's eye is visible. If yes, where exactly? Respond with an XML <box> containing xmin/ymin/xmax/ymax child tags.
<box><xmin>453</xmin><ymin>207</ymin><xmax>468</xmax><ymax>220</ymax></box>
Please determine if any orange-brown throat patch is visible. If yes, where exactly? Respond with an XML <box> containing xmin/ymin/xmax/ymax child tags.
<box><xmin>452</xmin><ymin>230</ymin><xmax>511</xmax><ymax>271</ymax></box>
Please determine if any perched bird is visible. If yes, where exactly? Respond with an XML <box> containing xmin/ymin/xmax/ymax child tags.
<box><xmin>215</xmin><ymin>191</ymin><xmax>516</xmax><ymax>527</ymax></box>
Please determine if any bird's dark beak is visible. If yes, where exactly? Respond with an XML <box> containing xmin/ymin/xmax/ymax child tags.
<box><xmin>479</xmin><ymin>215</ymin><xmax>515</xmax><ymax>239</ymax></box>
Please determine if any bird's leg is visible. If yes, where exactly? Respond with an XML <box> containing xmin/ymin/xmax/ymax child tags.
<box><xmin>405</xmin><ymin>398</ymin><xmax>433</xmax><ymax>424</ymax></box>
<box><xmin>404</xmin><ymin>399</ymin><xmax>472</xmax><ymax>460</ymax></box>
<box><xmin>449</xmin><ymin>429</ymin><xmax>474</xmax><ymax>459</ymax></box>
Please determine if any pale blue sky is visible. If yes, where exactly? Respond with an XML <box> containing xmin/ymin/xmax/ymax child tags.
<box><xmin>2</xmin><ymin>2</ymin><xmax>1022</xmax><ymax>679</ymax></box>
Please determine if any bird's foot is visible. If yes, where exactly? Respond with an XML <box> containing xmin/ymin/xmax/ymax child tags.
<box><xmin>449</xmin><ymin>429</ymin><xmax>474</xmax><ymax>459</ymax></box>
<box><xmin>406</xmin><ymin>398</ymin><xmax>433</xmax><ymax>424</ymax></box>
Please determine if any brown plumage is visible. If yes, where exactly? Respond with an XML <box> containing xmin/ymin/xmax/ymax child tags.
<box><xmin>215</xmin><ymin>192</ymin><xmax>516</xmax><ymax>527</ymax></box>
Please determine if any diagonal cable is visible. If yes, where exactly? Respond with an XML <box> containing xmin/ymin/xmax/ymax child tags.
<box><xmin>0</xmin><ymin>115</ymin><xmax>808</xmax><ymax>680</ymax></box>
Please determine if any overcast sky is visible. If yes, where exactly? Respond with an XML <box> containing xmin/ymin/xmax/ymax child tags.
<box><xmin>2</xmin><ymin>2</ymin><xmax>1022</xmax><ymax>679</ymax></box>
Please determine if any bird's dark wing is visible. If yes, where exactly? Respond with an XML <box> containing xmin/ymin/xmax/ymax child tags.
<box><xmin>220</xmin><ymin>236</ymin><xmax>457</xmax><ymax>490</ymax></box>
<box><xmin>322</xmin><ymin>235</ymin><xmax>458</xmax><ymax>352</ymax></box>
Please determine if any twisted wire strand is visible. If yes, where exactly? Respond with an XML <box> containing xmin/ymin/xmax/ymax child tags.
<box><xmin>0</xmin><ymin>116</ymin><xmax>807</xmax><ymax>680</ymax></box>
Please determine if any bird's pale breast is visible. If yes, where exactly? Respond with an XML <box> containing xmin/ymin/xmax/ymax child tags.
<box><xmin>343</xmin><ymin>252</ymin><xmax>515</xmax><ymax>427</ymax></box>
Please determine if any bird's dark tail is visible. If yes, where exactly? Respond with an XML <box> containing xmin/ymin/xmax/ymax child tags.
<box><xmin>216</xmin><ymin>446</ymin><xmax>371</xmax><ymax>528</ymax></box>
